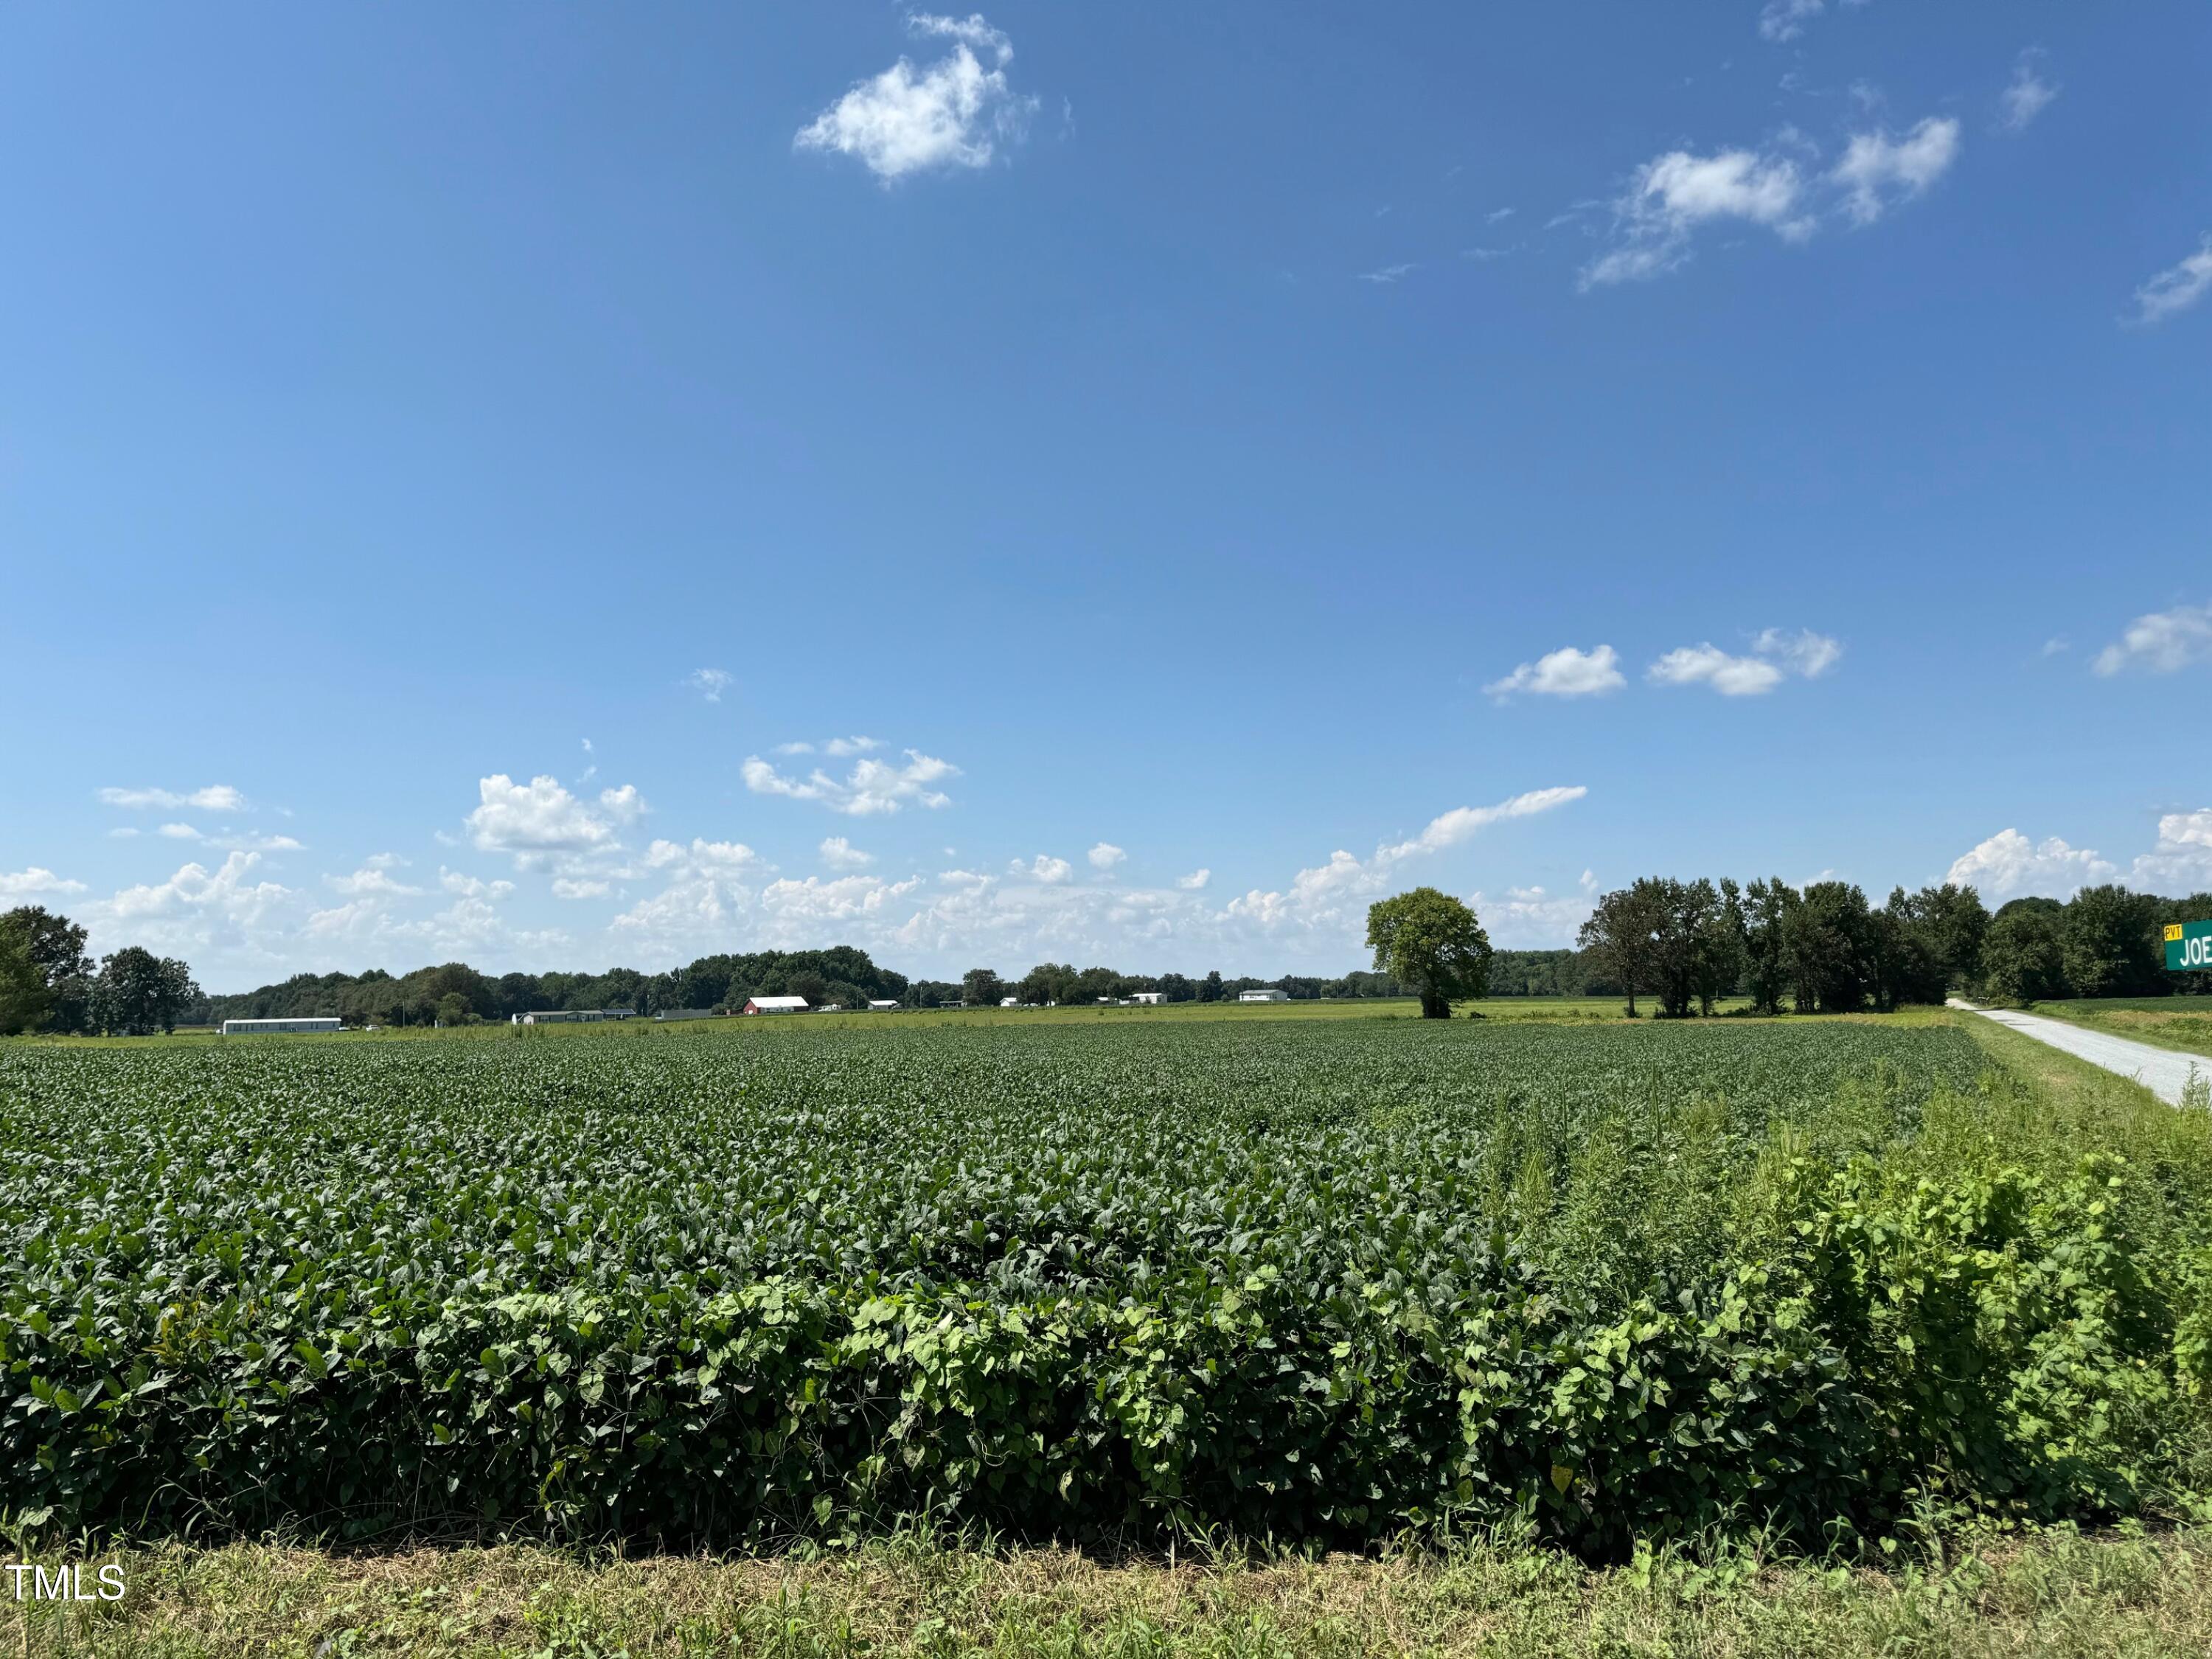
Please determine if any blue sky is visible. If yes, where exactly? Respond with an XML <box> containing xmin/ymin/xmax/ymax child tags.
<box><xmin>1</xmin><ymin>1</ymin><xmax>2206</xmax><ymax>991</ymax></box>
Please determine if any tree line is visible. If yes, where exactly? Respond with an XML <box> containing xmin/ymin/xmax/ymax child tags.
<box><xmin>0</xmin><ymin>907</ymin><xmax>201</xmax><ymax>1036</ymax></box>
<box><xmin>7</xmin><ymin>876</ymin><xmax>2204</xmax><ymax>1038</ymax></box>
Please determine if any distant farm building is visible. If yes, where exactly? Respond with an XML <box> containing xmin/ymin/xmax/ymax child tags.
<box><xmin>1239</xmin><ymin>989</ymin><xmax>1290</xmax><ymax>1003</ymax></box>
<box><xmin>1130</xmin><ymin>992</ymin><xmax>1164</xmax><ymax>1005</ymax></box>
<box><xmin>867</xmin><ymin>1000</ymin><xmax>900</xmax><ymax>1011</ymax></box>
<box><xmin>742</xmin><ymin>996</ymin><xmax>810</xmax><ymax>1015</ymax></box>
<box><xmin>654</xmin><ymin>1007</ymin><xmax>721</xmax><ymax>1021</ymax></box>
<box><xmin>221</xmin><ymin>1017</ymin><xmax>341</xmax><ymax>1035</ymax></box>
<box><xmin>512</xmin><ymin>1009</ymin><xmax>605</xmax><ymax>1026</ymax></box>
<box><xmin>1000</xmin><ymin>997</ymin><xmax>1020</xmax><ymax>1008</ymax></box>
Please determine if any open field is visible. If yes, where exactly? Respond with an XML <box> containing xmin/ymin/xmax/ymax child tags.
<box><xmin>2026</xmin><ymin>997</ymin><xmax>2212</xmax><ymax>1060</ymax></box>
<box><xmin>10</xmin><ymin>1007</ymin><xmax>2212</xmax><ymax>1566</ymax></box>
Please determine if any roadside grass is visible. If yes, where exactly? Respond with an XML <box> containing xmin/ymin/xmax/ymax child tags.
<box><xmin>2023</xmin><ymin>998</ymin><xmax>2212</xmax><ymax>1061</ymax></box>
<box><xmin>15</xmin><ymin>1526</ymin><xmax>2212</xmax><ymax>1658</ymax></box>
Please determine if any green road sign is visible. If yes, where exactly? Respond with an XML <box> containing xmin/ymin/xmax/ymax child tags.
<box><xmin>2168</xmin><ymin>919</ymin><xmax>2212</xmax><ymax>973</ymax></box>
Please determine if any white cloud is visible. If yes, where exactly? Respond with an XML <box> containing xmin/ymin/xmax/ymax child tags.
<box><xmin>467</xmin><ymin>774</ymin><xmax>627</xmax><ymax>858</ymax></box>
<box><xmin>1012</xmin><ymin>854</ymin><xmax>1074</xmax><ymax>884</ymax></box>
<box><xmin>1227</xmin><ymin>787</ymin><xmax>1587</xmax><ymax>933</ymax></box>
<box><xmin>776</xmin><ymin>737</ymin><xmax>881</xmax><ymax>758</ymax></box>
<box><xmin>210</xmin><ymin>833</ymin><xmax>305</xmax><ymax>854</ymax></box>
<box><xmin>1359</xmin><ymin>262</ymin><xmax>1417</xmax><ymax>285</ymax></box>
<box><xmin>1484</xmin><ymin>644</ymin><xmax>1626</xmax><ymax>699</ymax></box>
<box><xmin>1176</xmin><ymin>869</ymin><xmax>1211</xmax><ymax>891</ymax></box>
<box><xmin>97</xmin><ymin>785</ymin><xmax>249</xmax><ymax>813</ymax></box>
<box><xmin>821</xmin><ymin>835</ymin><xmax>875</xmax><ymax>870</ymax></box>
<box><xmin>686</xmin><ymin>668</ymin><xmax>733</xmax><ymax>703</ymax></box>
<box><xmin>1758</xmin><ymin>0</ymin><xmax>1825</xmax><ymax>43</ymax></box>
<box><xmin>597</xmin><ymin>784</ymin><xmax>647</xmax><ymax>824</ymax></box>
<box><xmin>105</xmin><ymin>852</ymin><xmax>290</xmax><ymax>925</ymax></box>
<box><xmin>2092</xmin><ymin>604</ymin><xmax>2212</xmax><ymax>675</ymax></box>
<box><xmin>1999</xmin><ymin>55</ymin><xmax>2057</xmax><ymax>133</ymax></box>
<box><xmin>1582</xmin><ymin>146</ymin><xmax>1811</xmax><ymax>287</ymax></box>
<box><xmin>2134</xmin><ymin>810</ymin><xmax>2212</xmax><ymax>891</ymax></box>
<box><xmin>1831</xmin><ymin>117</ymin><xmax>1961</xmax><ymax>226</ymax></box>
<box><xmin>1648</xmin><ymin>645</ymin><xmax>1787</xmax><ymax>696</ymax></box>
<box><xmin>760</xmin><ymin>873</ymin><xmax>927</xmax><ymax>936</ymax></box>
<box><xmin>1649</xmin><ymin>629</ymin><xmax>1841</xmax><ymax>695</ymax></box>
<box><xmin>1751</xmin><ymin>627</ymin><xmax>1844</xmax><ymax>677</ymax></box>
<box><xmin>551</xmin><ymin>877</ymin><xmax>612</xmax><ymax>900</ymax></box>
<box><xmin>1088</xmin><ymin>842</ymin><xmax>1126</xmax><ymax>870</ymax></box>
<box><xmin>0</xmin><ymin>867</ymin><xmax>86</xmax><ymax>899</ymax></box>
<box><xmin>795</xmin><ymin>11</ymin><xmax>1037</xmax><ymax>182</ymax></box>
<box><xmin>158</xmin><ymin>822</ymin><xmax>202</xmax><ymax>840</ymax></box>
<box><xmin>1945</xmin><ymin>828</ymin><xmax>2116</xmax><ymax>900</ymax></box>
<box><xmin>439</xmin><ymin>867</ymin><xmax>515</xmax><ymax>900</ymax></box>
<box><xmin>326</xmin><ymin>860</ymin><xmax>425</xmax><ymax>897</ymax></box>
<box><xmin>1473</xmin><ymin>870</ymin><xmax>1602</xmax><ymax>947</ymax></box>
<box><xmin>2129</xmin><ymin>237</ymin><xmax>2212</xmax><ymax>326</ymax></box>
<box><xmin>742</xmin><ymin>748</ymin><xmax>959</xmax><ymax>816</ymax></box>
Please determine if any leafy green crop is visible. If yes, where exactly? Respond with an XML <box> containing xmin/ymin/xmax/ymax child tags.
<box><xmin>2</xmin><ymin>1018</ymin><xmax>2205</xmax><ymax>1553</ymax></box>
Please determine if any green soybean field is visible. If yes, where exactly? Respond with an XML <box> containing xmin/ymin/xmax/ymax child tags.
<box><xmin>6</xmin><ymin>1015</ymin><xmax>2212</xmax><ymax>1557</ymax></box>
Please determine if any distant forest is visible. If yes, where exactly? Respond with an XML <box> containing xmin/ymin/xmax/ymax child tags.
<box><xmin>9</xmin><ymin>872</ymin><xmax>2207</xmax><ymax>1036</ymax></box>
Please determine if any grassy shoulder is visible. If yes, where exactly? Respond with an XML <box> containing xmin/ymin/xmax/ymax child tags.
<box><xmin>15</xmin><ymin>1526</ymin><xmax>2212</xmax><ymax>1658</ymax></box>
<box><xmin>2020</xmin><ymin>998</ymin><xmax>2212</xmax><ymax>1060</ymax></box>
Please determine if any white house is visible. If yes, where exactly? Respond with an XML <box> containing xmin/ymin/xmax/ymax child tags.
<box><xmin>742</xmin><ymin>996</ymin><xmax>810</xmax><ymax>1015</ymax></box>
<box><xmin>867</xmin><ymin>999</ymin><xmax>900</xmax><ymax>1011</ymax></box>
<box><xmin>1130</xmin><ymin>992</ymin><xmax>1165</xmax><ymax>1005</ymax></box>
<box><xmin>999</xmin><ymin>996</ymin><xmax>1020</xmax><ymax>1007</ymax></box>
<box><xmin>221</xmin><ymin>1017</ymin><xmax>342</xmax><ymax>1035</ymax></box>
<box><xmin>1239</xmin><ymin>988</ymin><xmax>1290</xmax><ymax>1003</ymax></box>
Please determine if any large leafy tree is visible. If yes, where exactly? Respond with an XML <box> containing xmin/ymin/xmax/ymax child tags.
<box><xmin>0</xmin><ymin>930</ymin><xmax>47</xmax><ymax>1035</ymax></box>
<box><xmin>0</xmin><ymin>906</ymin><xmax>94</xmax><ymax>1033</ymax></box>
<box><xmin>2062</xmin><ymin>885</ymin><xmax>2166</xmax><ymax>999</ymax></box>
<box><xmin>1366</xmin><ymin>887</ymin><xmax>1492</xmax><ymax>1020</ymax></box>
<box><xmin>1578</xmin><ymin>883</ymin><xmax>1666</xmax><ymax>1018</ymax></box>
<box><xmin>960</xmin><ymin>967</ymin><xmax>1004</xmax><ymax>1007</ymax></box>
<box><xmin>1980</xmin><ymin>900</ymin><xmax>2069</xmax><ymax>1004</ymax></box>
<box><xmin>88</xmin><ymin>946</ymin><xmax>201</xmax><ymax>1036</ymax></box>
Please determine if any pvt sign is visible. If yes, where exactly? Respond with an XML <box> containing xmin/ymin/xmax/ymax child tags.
<box><xmin>2167</xmin><ymin>919</ymin><xmax>2212</xmax><ymax>972</ymax></box>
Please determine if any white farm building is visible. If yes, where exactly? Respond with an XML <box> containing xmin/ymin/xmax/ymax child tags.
<box><xmin>742</xmin><ymin>996</ymin><xmax>810</xmax><ymax>1015</ymax></box>
<box><xmin>1239</xmin><ymin>989</ymin><xmax>1290</xmax><ymax>1003</ymax></box>
<box><xmin>867</xmin><ymin>1000</ymin><xmax>900</xmax><ymax>1011</ymax></box>
<box><xmin>1129</xmin><ymin>992</ymin><xmax>1165</xmax><ymax>1005</ymax></box>
<box><xmin>222</xmin><ymin>1018</ymin><xmax>342</xmax><ymax>1035</ymax></box>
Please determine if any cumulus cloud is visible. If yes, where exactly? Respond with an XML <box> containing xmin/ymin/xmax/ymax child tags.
<box><xmin>742</xmin><ymin>748</ymin><xmax>958</xmax><ymax>815</ymax></box>
<box><xmin>2133</xmin><ymin>810</ymin><xmax>2212</xmax><ymax>891</ymax></box>
<box><xmin>97</xmin><ymin>785</ymin><xmax>249</xmax><ymax>813</ymax></box>
<box><xmin>1649</xmin><ymin>629</ymin><xmax>1841</xmax><ymax>695</ymax></box>
<box><xmin>440</xmin><ymin>867</ymin><xmax>516</xmax><ymax>900</ymax></box>
<box><xmin>551</xmin><ymin>877</ymin><xmax>612</xmax><ymax>900</ymax></box>
<box><xmin>2092</xmin><ymin>604</ymin><xmax>2212</xmax><ymax>675</ymax></box>
<box><xmin>1176</xmin><ymin>869</ymin><xmax>1211</xmax><ymax>891</ymax></box>
<box><xmin>158</xmin><ymin>823</ymin><xmax>202</xmax><ymax>840</ymax></box>
<box><xmin>760</xmin><ymin>874</ymin><xmax>928</xmax><ymax>936</ymax></box>
<box><xmin>820</xmin><ymin>835</ymin><xmax>875</xmax><ymax>870</ymax></box>
<box><xmin>1999</xmin><ymin>54</ymin><xmax>2058</xmax><ymax>133</ymax></box>
<box><xmin>326</xmin><ymin>859</ymin><xmax>424</xmax><ymax>897</ymax></box>
<box><xmin>1831</xmin><ymin>117</ymin><xmax>1961</xmax><ymax>225</ymax></box>
<box><xmin>1648</xmin><ymin>646</ymin><xmax>1786</xmax><ymax>696</ymax></box>
<box><xmin>0</xmin><ymin>867</ymin><xmax>86</xmax><ymax>899</ymax></box>
<box><xmin>1226</xmin><ymin>787</ymin><xmax>1587</xmax><ymax>933</ymax></box>
<box><xmin>1473</xmin><ymin>870</ymin><xmax>1602</xmax><ymax>947</ymax></box>
<box><xmin>686</xmin><ymin>668</ymin><xmax>733</xmax><ymax>703</ymax></box>
<box><xmin>467</xmin><ymin>774</ymin><xmax>635</xmax><ymax>858</ymax></box>
<box><xmin>795</xmin><ymin>11</ymin><xmax>1037</xmax><ymax>182</ymax></box>
<box><xmin>210</xmin><ymin>833</ymin><xmax>304</xmax><ymax>854</ymax></box>
<box><xmin>776</xmin><ymin>737</ymin><xmax>881</xmax><ymax>758</ymax></box>
<box><xmin>1945</xmin><ymin>829</ymin><xmax>2116</xmax><ymax>900</ymax></box>
<box><xmin>1484</xmin><ymin>644</ymin><xmax>1626</xmax><ymax>699</ymax></box>
<box><xmin>1582</xmin><ymin>146</ymin><xmax>1810</xmax><ymax>287</ymax></box>
<box><xmin>1012</xmin><ymin>855</ymin><xmax>1074</xmax><ymax>884</ymax></box>
<box><xmin>2129</xmin><ymin>237</ymin><xmax>2212</xmax><ymax>326</ymax></box>
<box><xmin>1088</xmin><ymin>842</ymin><xmax>1126</xmax><ymax>870</ymax></box>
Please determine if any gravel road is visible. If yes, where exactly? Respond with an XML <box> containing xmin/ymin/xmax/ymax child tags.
<box><xmin>1949</xmin><ymin>998</ymin><xmax>2212</xmax><ymax>1107</ymax></box>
